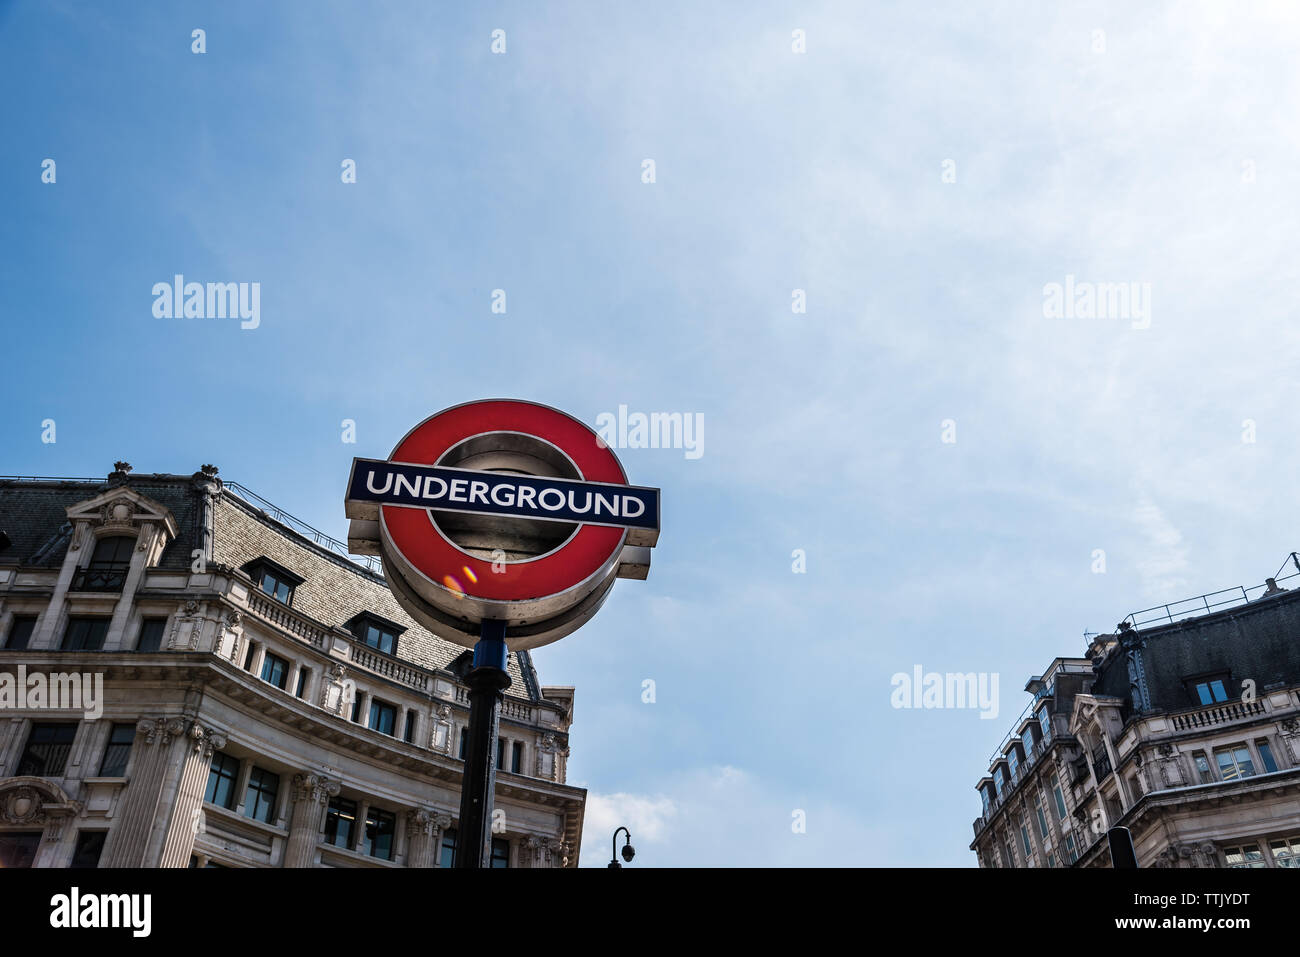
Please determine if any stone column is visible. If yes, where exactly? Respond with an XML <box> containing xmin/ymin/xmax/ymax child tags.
<box><xmin>283</xmin><ymin>773</ymin><xmax>340</xmax><ymax>868</ymax></box>
<box><xmin>158</xmin><ymin>722</ymin><xmax>227</xmax><ymax>868</ymax></box>
<box><xmin>99</xmin><ymin>717</ymin><xmax>187</xmax><ymax>867</ymax></box>
<box><xmin>405</xmin><ymin>808</ymin><xmax>437</xmax><ymax>868</ymax></box>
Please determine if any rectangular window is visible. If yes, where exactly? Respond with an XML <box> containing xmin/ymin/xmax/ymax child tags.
<box><xmin>62</xmin><ymin>617</ymin><xmax>109</xmax><ymax>651</ymax></box>
<box><xmin>1039</xmin><ymin>707</ymin><xmax>1051</xmax><ymax>740</ymax></box>
<box><xmin>259</xmin><ymin>571</ymin><xmax>293</xmax><ymax>604</ymax></box>
<box><xmin>1194</xmin><ymin>678</ymin><xmax>1230</xmax><ymax>705</ymax></box>
<box><xmin>403</xmin><ymin>711</ymin><xmax>417</xmax><ymax>744</ymax></box>
<box><xmin>324</xmin><ymin>797</ymin><xmax>356</xmax><ymax>849</ymax></box>
<box><xmin>0</xmin><ymin>832</ymin><xmax>42</xmax><ymax>868</ymax></box>
<box><xmin>4</xmin><ymin>615</ymin><xmax>37</xmax><ymax>650</ymax></box>
<box><xmin>243</xmin><ymin>641</ymin><xmax>257</xmax><ymax>672</ymax></box>
<box><xmin>1214</xmin><ymin>745</ymin><xmax>1257</xmax><ymax>782</ymax></box>
<box><xmin>369</xmin><ymin>700</ymin><xmax>396</xmax><ymax>736</ymax></box>
<box><xmin>1257</xmin><ymin>739</ymin><xmax>1279</xmax><ymax>774</ymax></box>
<box><xmin>350</xmin><ymin>696</ymin><xmax>363</xmax><ymax>723</ymax></box>
<box><xmin>1035</xmin><ymin>797</ymin><xmax>1049</xmax><ymax>839</ymax></box>
<box><xmin>440</xmin><ymin>828</ymin><xmax>457</xmax><ymax>868</ymax></box>
<box><xmin>459</xmin><ymin>727</ymin><xmax>468</xmax><ymax>759</ymax></box>
<box><xmin>1051</xmin><ymin>774</ymin><xmax>1067</xmax><ymax>820</ymax></box>
<box><xmin>511</xmin><ymin>741</ymin><xmax>523</xmax><ymax>774</ymax></box>
<box><xmin>70</xmin><ymin>831</ymin><xmax>106</xmax><ymax>868</ymax></box>
<box><xmin>1004</xmin><ymin>841</ymin><xmax>1016</xmax><ymax>867</ymax></box>
<box><xmin>204</xmin><ymin>751</ymin><xmax>240</xmax><ymax>809</ymax></box>
<box><xmin>1065</xmin><ymin>833</ymin><xmax>1078</xmax><ymax>864</ymax></box>
<box><xmin>1020</xmin><ymin>824</ymin><xmax>1032</xmax><ymax>860</ymax></box>
<box><xmin>1223</xmin><ymin>844</ymin><xmax>1266</xmax><ymax>868</ymax></box>
<box><xmin>295</xmin><ymin>667</ymin><xmax>308</xmax><ymax>698</ymax></box>
<box><xmin>363</xmin><ymin>623</ymin><xmax>397</xmax><ymax>656</ymax></box>
<box><xmin>260</xmin><ymin>652</ymin><xmax>289</xmax><ymax>690</ymax></box>
<box><xmin>136</xmin><ymin>618</ymin><xmax>167</xmax><ymax>652</ymax></box>
<box><xmin>244</xmin><ymin>767</ymin><xmax>280</xmax><ymax>823</ymax></box>
<box><xmin>1007</xmin><ymin>749</ymin><xmax>1020</xmax><ymax>780</ymax></box>
<box><xmin>17</xmin><ymin>722</ymin><xmax>77</xmax><ymax>776</ymax></box>
<box><xmin>98</xmin><ymin>723</ymin><xmax>136</xmax><ymax>777</ymax></box>
<box><xmin>363</xmin><ymin>808</ymin><xmax>396</xmax><ymax>860</ymax></box>
<box><xmin>1269</xmin><ymin>836</ymin><xmax>1300</xmax><ymax>868</ymax></box>
<box><xmin>1193</xmin><ymin>751</ymin><xmax>1215</xmax><ymax>783</ymax></box>
<box><xmin>496</xmin><ymin>737</ymin><xmax>506</xmax><ymax>770</ymax></box>
<box><xmin>490</xmin><ymin>837</ymin><xmax>510</xmax><ymax>868</ymax></box>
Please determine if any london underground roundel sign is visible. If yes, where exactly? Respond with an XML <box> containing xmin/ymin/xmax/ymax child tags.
<box><xmin>345</xmin><ymin>399</ymin><xmax>660</xmax><ymax>650</ymax></box>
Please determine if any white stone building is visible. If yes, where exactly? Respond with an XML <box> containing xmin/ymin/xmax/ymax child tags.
<box><xmin>971</xmin><ymin>562</ymin><xmax>1300</xmax><ymax>869</ymax></box>
<box><xmin>0</xmin><ymin>465</ymin><xmax>585</xmax><ymax>868</ymax></box>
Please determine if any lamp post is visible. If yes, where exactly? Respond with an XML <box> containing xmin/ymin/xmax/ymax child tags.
<box><xmin>608</xmin><ymin>827</ymin><xmax>635</xmax><ymax>868</ymax></box>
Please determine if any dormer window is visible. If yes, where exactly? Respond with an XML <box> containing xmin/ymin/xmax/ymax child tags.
<box><xmin>346</xmin><ymin>612</ymin><xmax>405</xmax><ymax>657</ymax></box>
<box><xmin>1183</xmin><ymin>672</ymin><xmax>1232</xmax><ymax>706</ymax></box>
<box><xmin>72</xmin><ymin>535</ymin><xmax>135</xmax><ymax>592</ymax></box>
<box><xmin>243</xmin><ymin>558</ymin><xmax>304</xmax><ymax>606</ymax></box>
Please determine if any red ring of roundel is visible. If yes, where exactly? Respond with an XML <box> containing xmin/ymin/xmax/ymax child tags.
<box><xmin>383</xmin><ymin>399</ymin><xmax>628</xmax><ymax>602</ymax></box>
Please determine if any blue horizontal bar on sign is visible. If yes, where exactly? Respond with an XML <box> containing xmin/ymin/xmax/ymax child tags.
<box><xmin>346</xmin><ymin>458</ymin><xmax>660</xmax><ymax>535</ymax></box>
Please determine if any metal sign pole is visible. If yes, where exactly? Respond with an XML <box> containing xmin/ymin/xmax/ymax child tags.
<box><xmin>453</xmin><ymin>618</ymin><xmax>511</xmax><ymax>869</ymax></box>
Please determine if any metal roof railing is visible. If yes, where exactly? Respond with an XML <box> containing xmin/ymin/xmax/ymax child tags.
<box><xmin>223</xmin><ymin>481</ymin><xmax>385</xmax><ymax>577</ymax></box>
<box><xmin>1121</xmin><ymin>552</ymin><xmax>1300</xmax><ymax>629</ymax></box>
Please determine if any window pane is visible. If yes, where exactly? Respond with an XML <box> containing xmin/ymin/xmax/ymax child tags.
<box><xmin>1233</xmin><ymin>748</ymin><xmax>1256</xmax><ymax>778</ymax></box>
<box><xmin>490</xmin><ymin>838</ymin><xmax>509</xmax><ymax>868</ymax></box>
<box><xmin>0</xmin><ymin>832</ymin><xmax>42</xmax><ymax>868</ymax></box>
<box><xmin>62</xmin><ymin>618</ymin><xmax>108</xmax><ymax>651</ymax></box>
<box><xmin>70</xmin><ymin>831</ymin><xmax>107</xmax><ymax>868</ymax></box>
<box><xmin>440</xmin><ymin>828</ymin><xmax>457</xmax><ymax>868</ymax></box>
<box><xmin>18</xmin><ymin>723</ymin><xmax>77</xmax><ymax>776</ymax></box>
<box><xmin>136</xmin><ymin>618</ymin><xmax>166</xmax><ymax>652</ymax></box>
<box><xmin>98</xmin><ymin>723</ymin><xmax>135</xmax><ymax>776</ymax></box>
<box><xmin>244</xmin><ymin>768</ymin><xmax>279</xmax><ymax>823</ymax></box>
<box><xmin>5</xmin><ymin>616</ymin><xmax>37</xmax><ymax>650</ymax></box>
<box><xmin>365</xmin><ymin>809</ymin><xmax>395</xmax><ymax>860</ymax></box>
<box><xmin>370</xmin><ymin>701</ymin><xmax>395</xmax><ymax>736</ymax></box>
<box><xmin>1195</xmin><ymin>683</ymin><xmax>1212</xmax><ymax>705</ymax></box>
<box><xmin>325</xmin><ymin>797</ymin><xmax>356</xmax><ymax>848</ymax></box>
<box><xmin>1210</xmin><ymin>680</ymin><xmax>1228</xmax><ymax>702</ymax></box>
<box><xmin>1258</xmin><ymin>741</ymin><xmax>1278</xmax><ymax>774</ymax></box>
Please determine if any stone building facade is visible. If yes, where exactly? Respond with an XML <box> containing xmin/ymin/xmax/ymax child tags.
<box><xmin>0</xmin><ymin>466</ymin><xmax>585</xmax><ymax>868</ymax></box>
<box><xmin>970</xmin><ymin>561</ymin><xmax>1300</xmax><ymax>868</ymax></box>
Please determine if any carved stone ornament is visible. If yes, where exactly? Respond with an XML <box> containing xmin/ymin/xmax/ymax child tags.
<box><xmin>189</xmin><ymin>722</ymin><xmax>228</xmax><ymax>758</ymax></box>
<box><xmin>1</xmin><ymin>786</ymin><xmax>44</xmax><ymax>825</ymax></box>
<box><xmin>137</xmin><ymin>716</ymin><xmax>188</xmax><ymax>746</ymax></box>
<box><xmin>292</xmin><ymin>772</ymin><xmax>341</xmax><ymax>805</ymax></box>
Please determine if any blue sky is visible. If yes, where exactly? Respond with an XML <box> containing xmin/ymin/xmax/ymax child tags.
<box><xmin>4</xmin><ymin>1</ymin><xmax>1300</xmax><ymax>866</ymax></box>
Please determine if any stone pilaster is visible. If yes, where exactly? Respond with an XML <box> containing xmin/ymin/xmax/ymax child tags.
<box><xmin>99</xmin><ymin>717</ymin><xmax>186</xmax><ymax>867</ymax></box>
<box><xmin>283</xmin><ymin>773</ymin><xmax>340</xmax><ymax>868</ymax></box>
<box><xmin>158</xmin><ymin>722</ymin><xmax>227</xmax><ymax>867</ymax></box>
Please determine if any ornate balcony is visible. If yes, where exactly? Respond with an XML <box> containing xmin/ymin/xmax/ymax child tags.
<box><xmin>70</xmin><ymin>565</ymin><xmax>128</xmax><ymax>592</ymax></box>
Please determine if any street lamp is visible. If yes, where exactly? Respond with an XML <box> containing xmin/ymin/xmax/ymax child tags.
<box><xmin>608</xmin><ymin>827</ymin><xmax>635</xmax><ymax>868</ymax></box>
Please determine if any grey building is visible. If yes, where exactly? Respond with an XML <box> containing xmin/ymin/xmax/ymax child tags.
<box><xmin>0</xmin><ymin>465</ymin><xmax>585</xmax><ymax>868</ymax></box>
<box><xmin>971</xmin><ymin>557</ymin><xmax>1300</xmax><ymax>868</ymax></box>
